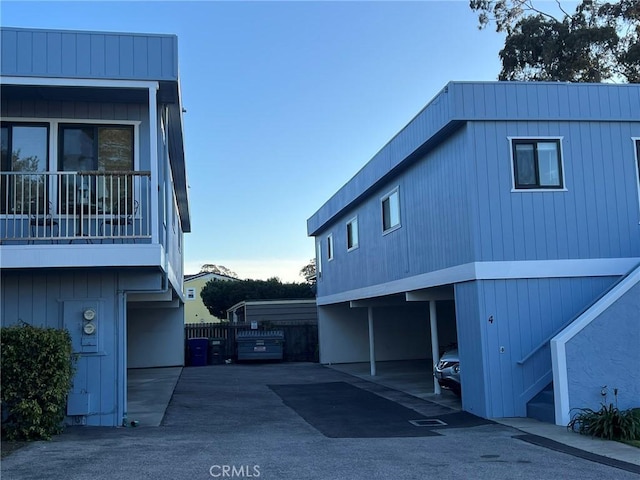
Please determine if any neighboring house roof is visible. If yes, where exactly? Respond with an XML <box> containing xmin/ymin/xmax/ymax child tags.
<box><xmin>184</xmin><ymin>272</ymin><xmax>238</xmax><ymax>282</ymax></box>
<box><xmin>227</xmin><ymin>299</ymin><xmax>317</xmax><ymax>313</ymax></box>
<box><xmin>227</xmin><ymin>299</ymin><xmax>318</xmax><ymax>326</ymax></box>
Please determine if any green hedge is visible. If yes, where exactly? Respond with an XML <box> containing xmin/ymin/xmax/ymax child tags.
<box><xmin>1</xmin><ymin>324</ymin><xmax>76</xmax><ymax>440</ymax></box>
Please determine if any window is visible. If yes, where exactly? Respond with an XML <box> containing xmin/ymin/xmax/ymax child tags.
<box><xmin>511</xmin><ymin>138</ymin><xmax>563</xmax><ymax>189</ymax></box>
<box><xmin>346</xmin><ymin>216</ymin><xmax>359</xmax><ymax>250</ymax></box>
<box><xmin>316</xmin><ymin>240</ymin><xmax>323</xmax><ymax>278</ymax></box>
<box><xmin>59</xmin><ymin>124</ymin><xmax>133</xmax><ymax>172</ymax></box>
<box><xmin>327</xmin><ymin>234</ymin><xmax>334</xmax><ymax>261</ymax></box>
<box><xmin>186</xmin><ymin>288</ymin><xmax>196</xmax><ymax>300</ymax></box>
<box><xmin>1</xmin><ymin>122</ymin><xmax>49</xmax><ymax>213</ymax></box>
<box><xmin>381</xmin><ymin>188</ymin><xmax>400</xmax><ymax>233</ymax></box>
<box><xmin>59</xmin><ymin>124</ymin><xmax>134</xmax><ymax>213</ymax></box>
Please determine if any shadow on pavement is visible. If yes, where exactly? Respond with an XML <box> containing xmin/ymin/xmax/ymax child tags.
<box><xmin>269</xmin><ymin>381</ymin><xmax>491</xmax><ymax>438</ymax></box>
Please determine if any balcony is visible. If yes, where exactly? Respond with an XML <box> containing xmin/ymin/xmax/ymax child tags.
<box><xmin>1</xmin><ymin>171</ymin><xmax>151</xmax><ymax>244</ymax></box>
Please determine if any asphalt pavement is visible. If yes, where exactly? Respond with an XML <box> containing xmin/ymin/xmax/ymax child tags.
<box><xmin>1</xmin><ymin>363</ymin><xmax>638</xmax><ymax>480</ymax></box>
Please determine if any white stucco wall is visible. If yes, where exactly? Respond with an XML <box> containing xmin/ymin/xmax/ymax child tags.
<box><xmin>317</xmin><ymin>303</ymin><xmax>431</xmax><ymax>364</ymax></box>
<box><xmin>565</xmin><ymin>281</ymin><xmax>640</xmax><ymax>412</ymax></box>
<box><xmin>127</xmin><ymin>305</ymin><xmax>185</xmax><ymax>368</ymax></box>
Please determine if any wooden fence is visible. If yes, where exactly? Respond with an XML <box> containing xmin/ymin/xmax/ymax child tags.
<box><xmin>184</xmin><ymin>323</ymin><xmax>319</xmax><ymax>363</ymax></box>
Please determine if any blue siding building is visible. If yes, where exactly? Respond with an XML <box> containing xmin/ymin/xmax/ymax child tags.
<box><xmin>308</xmin><ymin>81</ymin><xmax>640</xmax><ymax>423</ymax></box>
<box><xmin>0</xmin><ymin>27</ymin><xmax>190</xmax><ymax>427</ymax></box>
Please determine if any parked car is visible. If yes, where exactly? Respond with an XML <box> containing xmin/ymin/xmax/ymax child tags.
<box><xmin>434</xmin><ymin>348</ymin><xmax>461</xmax><ymax>396</ymax></box>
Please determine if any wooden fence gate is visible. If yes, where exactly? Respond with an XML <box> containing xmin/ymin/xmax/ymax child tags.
<box><xmin>184</xmin><ymin>323</ymin><xmax>319</xmax><ymax>363</ymax></box>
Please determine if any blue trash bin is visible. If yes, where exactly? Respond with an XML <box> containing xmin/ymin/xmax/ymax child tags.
<box><xmin>188</xmin><ymin>337</ymin><xmax>209</xmax><ymax>366</ymax></box>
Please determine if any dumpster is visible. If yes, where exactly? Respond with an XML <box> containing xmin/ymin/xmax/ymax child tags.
<box><xmin>188</xmin><ymin>337</ymin><xmax>209</xmax><ymax>366</ymax></box>
<box><xmin>236</xmin><ymin>330</ymin><xmax>284</xmax><ymax>361</ymax></box>
<box><xmin>208</xmin><ymin>337</ymin><xmax>225</xmax><ymax>365</ymax></box>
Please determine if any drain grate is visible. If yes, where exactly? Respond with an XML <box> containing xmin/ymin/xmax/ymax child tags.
<box><xmin>409</xmin><ymin>419</ymin><xmax>448</xmax><ymax>427</ymax></box>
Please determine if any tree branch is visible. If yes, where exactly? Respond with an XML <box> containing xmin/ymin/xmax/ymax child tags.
<box><xmin>555</xmin><ymin>0</ymin><xmax>571</xmax><ymax>19</ymax></box>
<box><xmin>521</xmin><ymin>0</ymin><xmax>563</xmax><ymax>24</ymax></box>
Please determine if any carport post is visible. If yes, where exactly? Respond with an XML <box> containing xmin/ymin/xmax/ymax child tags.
<box><xmin>430</xmin><ymin>300</ymin><xmax>441</xmax><ymax>395</ymax></box>
<box><xmin>368</xmin><ymin>307</ymin><xmax>376</xmax><ymax>376</ymax></box>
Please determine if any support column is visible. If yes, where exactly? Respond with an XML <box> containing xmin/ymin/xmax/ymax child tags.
<box><xmin>368</xmin><ymin>306</ymin><xmax>376</xmax><ymax>376</ymax></box>
<box><xmin>430</xmin><ymin>300</ymin><xmax>441</xmax><ymax>395</ymax></box>
<box><xmin>118</xmin><ymin>291</ymin><xmax>128</xmax><ymax>425</ymax></box>
<box><xmin>148</xmin><ymin>84</ymin><xmax>159</xmax><ymax>245</ymax></box>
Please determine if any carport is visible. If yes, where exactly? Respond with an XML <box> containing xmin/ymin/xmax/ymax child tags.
<box><xmin>317</xmin><ymin>285</ymin><xmax>458</xmax><ymax>398</ymax></box>
<box><xmin>127</xmin><ymin>294</ymin><xmax>185</xmax><ymax>369</ymax></box>
<box><xmin>125</xmin><ymin>292</ymin><xmax>185</xmax><ymax>426</ymax></box>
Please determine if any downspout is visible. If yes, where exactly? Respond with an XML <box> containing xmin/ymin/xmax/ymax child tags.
<box><xmin>368</xmin><ymin>306</ymin><xmax>376</xmax><ymax>376</ymax></box>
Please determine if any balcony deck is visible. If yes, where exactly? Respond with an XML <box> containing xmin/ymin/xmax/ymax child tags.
<box><xmin>0</xmin><ymin>170</ymin><xmax>167</xmax><ymax>270</ymax></box>
<box><xmin>1</xmin><ymin>171</ymin><xmax>152</xmax><ymax>244</ymax></box>
<box><xmin>0</xmin><ymin>241</ymin><xmax>165</xmax><ymax>270</ymax></box>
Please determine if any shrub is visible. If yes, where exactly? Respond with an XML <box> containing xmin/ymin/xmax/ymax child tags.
<box><xmin>1</xmin><ymin>324</ymin><xmax>76</xmax><ymax>440</ymax></box>
<box><xmin>568</xmin><ymin>389</ymin><xmax>640</xmax><ymax>441</ymax></box>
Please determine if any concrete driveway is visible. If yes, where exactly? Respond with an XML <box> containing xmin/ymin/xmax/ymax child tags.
<box><xmin>1</xmin><ymin>363</ymin><xmax>638</xmax><ymax>480</ymax></box>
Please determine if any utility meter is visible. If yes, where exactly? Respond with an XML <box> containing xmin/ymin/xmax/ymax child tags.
<box><xmin>82</xmin><ymin>307</ymin><xmax>97</xmax><ymax>344</ymax></box>
<box><xmin>83</xmin><ymin>322</ymin><xmax>96</xmax><ymax>335</ymax></box>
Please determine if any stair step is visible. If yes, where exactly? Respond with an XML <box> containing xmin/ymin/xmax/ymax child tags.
<box><xmin>526</xmin><ymin>382</ymin><xmax>555</xmax><ymax>424</ymax></box>
<box><xmin>536</xmin><ymin>390</ymin><xmax>554</xmax><ymax>403</ymax></box>
<box><xmin>527</xmin><ymin>401</ymin><xmax>555</xmax><ymax>424</ymax></box>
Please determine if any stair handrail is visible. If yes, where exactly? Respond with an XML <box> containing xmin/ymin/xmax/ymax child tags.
<box><xmin>517</xmin><ymin>260</ymin><xmax>640</xmax><ymax>366</ymax></box>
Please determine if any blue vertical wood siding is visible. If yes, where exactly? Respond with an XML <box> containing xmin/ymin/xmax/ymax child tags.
<box><xmin>453</xmin><ymin>82</ymin><xmax>639</xmax><ymax>121</ymax></box>
<box><xmin>310</xmin><ymin>82</ymin><xmax>640</xmax><ymax>298</ymax></box>
<box><xmin>310</xmin><ymin>81</ymin><xmax>639</xmax><ymax>420</ymax></box>
<box><xmin>456</xmin><ymin>276</ymin><xmax>617</xmax><ymax>418</ymax></box>
<box><xmin>454</xmin><ymin>281</ymin><xmax>488</xmax><ymax>417</ymax></box>
<box><xmin>470</xmin><ymin>121</ymin><xmax>640</xmax><ymax>262</ymax></box>
<box><xmin>0</xmin><ymin>27</ymin><xmax>189</xmax><ymax>429</ymax></box>
<box><xmin>317</xmin><ymin>127</ymin><xmax>475</xmax><ymax>296</ymax></box>
<box><xmin>1</xmin><ymin>26</ymin><xmax>190</xmax><ymax>231</ymax></box>
<box><xmin>309</xmin><ymin>82</ymin><xmax>640</xmax><ymax>237</ymax></box>
<box><xmin>1</xmin><ymin>269</ymin><xmax>168</xmax><ymax>426</ymax></box>
<box><xmin>2</xmin><ymin>270</ymin><xmax>120</xmax><ymax>426</ymax></box>
<box><xmin>1</xmin><ymin>27</ymin><xmax>178</xmax><ymax>81</ymax></box>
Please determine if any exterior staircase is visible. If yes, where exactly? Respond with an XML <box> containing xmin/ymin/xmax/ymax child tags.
<box><xmin>527</xmin><ymin>383</ymin><xmax>555</xmax><ymax>423</ymax></box>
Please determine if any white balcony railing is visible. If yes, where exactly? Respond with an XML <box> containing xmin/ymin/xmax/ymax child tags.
<box><xmin>1</xmin><ymin>171</ymin><xmax>151</xmax><ymax>243</ymax></box>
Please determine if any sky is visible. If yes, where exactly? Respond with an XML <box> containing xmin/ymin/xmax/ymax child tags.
<box><xmin>0</xmin><ymin>0</ymin><xmax>506</xmax><ymax>282</ymax></box>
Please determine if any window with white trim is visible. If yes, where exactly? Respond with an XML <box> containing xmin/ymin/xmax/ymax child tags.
<box><xmin>59</xmin><ymin>124</ymin><xmax>134</xmax><ymax>213</ymax></box>
<box><xmin>0</xmin><ymin>122</ymin><xmax>49</xmax><ymax>213</ymax></box>
<box><xmin>346</xmin><ymin>216</ymin><xmax>359</xmax><ymax>250</ymax></box>
<box><xmin>381</xmin><ymin>188</ymin><xmax>400</xmax><ymax>233</ymax></box>
<box><xmin>327</xmin><ymin>234</ymin><xmax>334</xmax><ymax>261</ymax></box>
<box><xmin>186</xmin><ymin>288</ymin><xmax>196</xmax><ymax>300</ymax></box>
<box><xmin>59</xmin><ymin>124</ymin><xmax>133</xmax><ymax>172</ymax></box>
<box><xmin>511</xmin><ymin>138</ymin><xmax>563</xmax><ymax>189</ymax></box>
